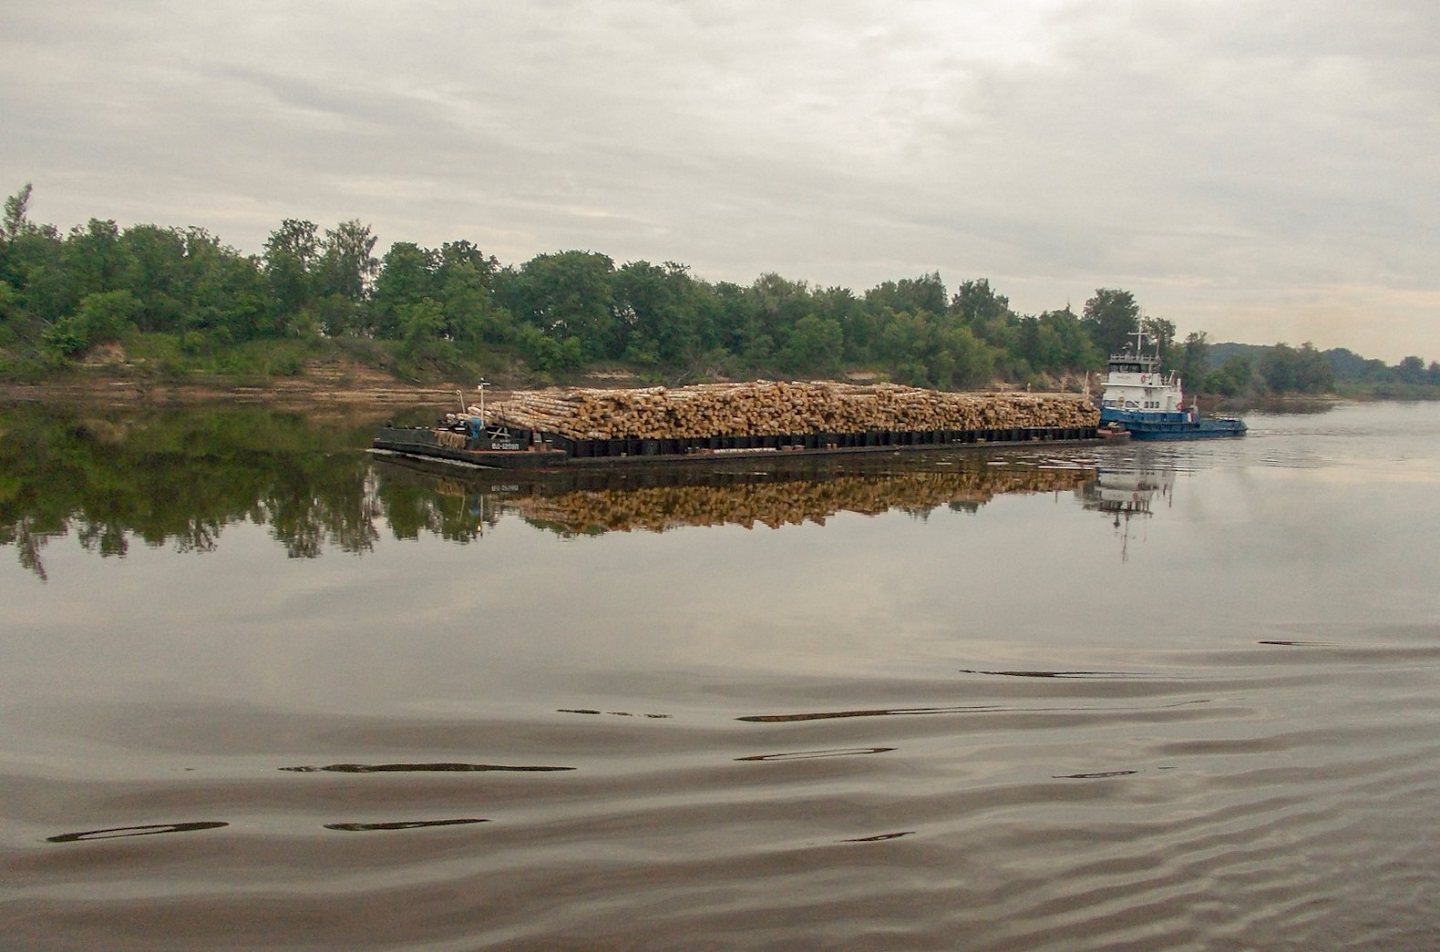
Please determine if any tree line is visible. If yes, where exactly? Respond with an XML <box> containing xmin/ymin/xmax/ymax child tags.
<box><xmin>2</xmin><ymin>184</ymin><xmax>1436</xmax><ymax>396</ymax></box>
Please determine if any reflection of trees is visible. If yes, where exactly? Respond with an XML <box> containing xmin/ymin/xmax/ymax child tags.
<box><xmin>260</xmin><ymin>456</ymin><xmax>382</xmax><ymax>558</ymax></box>
<box><xmin>0</xmin><ymin>403</ymin><xmax>1097</xmax><ymax>579</ymax></box>
<box><xmin>0</xmin><ymin>405</ymin><xmax>378</xmax><ymax>578</ymax></box>
<box><xmin>374</xmin><ymin>468</ymin><xmax>500</xmax><ymax>544</ymax></box>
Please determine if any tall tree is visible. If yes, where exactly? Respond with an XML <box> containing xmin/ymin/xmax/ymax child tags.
<box><xmin>744</xmin><ymin>273</ymin><xmax>812</xmax><ymax>366</ymax></box>
<box><xmin>61</xmin><ymin>219</ymin><xmax>127</xmax><ymax>305</ymax></box>
<box><xmin>1081</xmin><ymin>288</ymin><xmax>1141</xmax><ymax>357</ymax></box>
<box><xmin>3</xmin><ymin>183</ymin><xmax>33</xmax><ymax>242</ymax></box>
<box><xmin>263</xmin><ymin>219</ymin><xmax>321</xmax><ymax>327</ymax></box>
<box><xmin>1016</xmin><ymin>308</ymin><xmax>1099</xmax><ymax>376</ymax></box>
<box><xmin>1260</xmin><ymin>342</ymin><xmax>1299</xmax><ymax>392</ymax></box>
<box><xmin>509</xmin><ymin>251</ymin><xmax>618</xmax><ymax>361</ymax></box>
<box><xmin>183</xmin><ymin>230</ymin><xmax>269</xmax><ymax>341</ymax></box>
<box><xmin>312</xmin><ymin>220</ymin><xmax>378</xmax><ymax>336</ymax></box>
<box><xmin>950</xmin><ymin>278</ymin><xmax>1018</xmax><ymax>355</ymax></box>
<box><xmin>119</xmin><ymin>224</ymin><xmax>188</xmax><ymax>332</ymax></box>
<box><xmin>371</xmin><ymin>242</ymin><xmax>438</xmax><ymax>338</ymax></box>
<box><xmin>613</xmin><ymin>260</ymin><xmax>708</xmax><ymax>366</ymax></box>
<box><xmin>1293</xmin><ymin>342</ymin><xmax>1334</xmax><ymax>393</ymax></box>
<box><xmin>317</xmin><ymin>220</ymin><xmax>378</xmax><ymax>303</ymax></box>
<box><xmin>777</xmin><ymin>314</ymin><xmax>844</xmax><ymax>375</ymax></box>
<box><xmin>866</xmin><ymin>272</ymin><xmax>946</xmax><ymax>318</ymax></box>
<box><xmin>1175</xmin><ymin>331</ymin><xmax>1210</xmax><ymax>391</ymax></box>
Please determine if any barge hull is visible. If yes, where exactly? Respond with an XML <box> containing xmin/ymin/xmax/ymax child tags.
<box><xmin>373</xmin><ymin>425</ymin><xmax>1103</xmax><ymax>470</ymax></box>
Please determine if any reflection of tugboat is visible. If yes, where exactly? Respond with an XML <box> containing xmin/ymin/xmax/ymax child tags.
<box><xmin>1077</xmin><ymin>463</ymin><xmax>1177</xmax><ymax>561</ymax></box>
<box><xmin>1078</xmin><ymin>467</ymin><xmax>1175</xmax><ymax>519</ymax></box>
<box><xmin>1099</xmin><ymin>326</ymin><xmax>1246</xmax><ymax>439</ymax></box>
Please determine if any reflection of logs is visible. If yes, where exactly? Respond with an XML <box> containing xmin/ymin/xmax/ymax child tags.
<box><xmin>483</xmin><ymin>382</ymin><xmax>1097</xmax><ymax>441</ymax></box>
<box><xmin>504</xmin><ymin>467</ymin><xmax>1092</xmax><ymax>535</ymax></box>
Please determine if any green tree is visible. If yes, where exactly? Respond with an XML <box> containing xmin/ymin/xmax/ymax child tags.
<box><xmin>186</xmin><ymin>233</ymin><xmax>269</xmax><ymax>342</ymax></box>
<box><xmin>39</xmin><ymin>289</ymin><xmax>140</xmax><ymax>360</ymax></box>
<box><xmin>1209</xmin><ymin>355</ymin><xmax>1253</xmax><ymax>396</ymax></box>
<box><xmin>777</xmin><ymin>314</ymin><xmax>843</xmax><ymax>376</ymax></box>
<box><xmin>437</xmin><ymin>240</ymin><xmax>499</xmax><ymax>287</ymax></box>
<box><xmin>508</xmin><ymin>251</ymin><xmax>618</xmax><ymax>361</ymax></box>
<box><xmin>1293</xmin><ymin>342</ymin><xmax>1334</xmax><ymax>393</ymax></box>
<box><xmin>1148</xmin><ymin>317</ymin><xmax>1176</xmax><ymax>361</ymax></box>
<box><xmin>119</xmin><ymin>224</ymin><xmax>188</xmax><ymax>332</ymax></box>
<box><xmin>60</xmin><ymin>219</ymin><xmax>128</xmax><ymax>309</ymax></box>
<box><xmin>1015</xmin><ymin>307</ymin><xmax>1100</xmax><ymax>376</ymax></box>
<box><xmin>1396</xmin><ymin>355</ymin><xmax>1427</xmax><ymax>385</ymax></box>
<box><xmin>263</xmin><ymin>219</ymin><xmax>321</xmax><ymax>328</ymax></box>
<box><xmin>744</xmin><ymin>273</ymin><xmax>813</xmax><ymax>367</ymax></box>
<box><xmin>3</xmin><ymin>183</ymin><xmax>33</xmax><ymax>242</ymax></box>
<box><xmin>1260</xmin><ymin>343</ymin><xmax>1298</xmax><ymax>393</ymax></box>
<box><xmin>1175</xmin><ymin>331</ymin><xmax>1210</xmax><ymax>391</ymax></box>
<box><xmin>1081</xmin><ymin>288</ymin><xmax>1140</xmax><ymax>357</ymax></box>
<box><xmin>371</xmin><ymin>242</ymin><xmax>438</xmax><ymax>338</ymax></box>
<box><xmin>866</xmin><ymin>272</ymin><xmax>946</xmax><ymax>319</ymax></box>
<box><xmin>931</xmin><ymin>320</ymin><xmax>995</xmax><ymax>388</ymax></box>
<box><xmin>813</xmin><ymin>285</ymin><xmax>871</xmax><ymax>363</ymax></box>
<box><xmin>318</xmin><ymin>220</ymin><xmax>378</xmax><ymax>302</ymax></box>
<box><xmin>444</xmin><ymin>261</ymin><xmax>509</xmax><ymax>345</ymax></box>
<box><xmin>613</xmin><ymin>260</ymin><xmax>709</xmax><ymax>366</ymax></box>
<box><xmin>950</xmin><ymin>278</ymin><xmax>1020</xmax><ymax>361</ymax></box>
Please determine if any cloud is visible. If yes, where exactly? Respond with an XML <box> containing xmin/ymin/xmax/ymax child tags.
<box><xmin>2</xmin><ymin>0</ymin><xmax>1437</xmax><ymax>359</ymax></box>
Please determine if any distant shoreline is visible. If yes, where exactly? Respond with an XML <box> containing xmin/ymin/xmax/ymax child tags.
<box><xmin>0</xmin><ymin>370</ymin><xmax>1345</xmax><ymax>416</ymax></box>
<box><xmin>0</xmin><ymin>373</ymin><xmax>489</xmax><ymax>409</ymax></box>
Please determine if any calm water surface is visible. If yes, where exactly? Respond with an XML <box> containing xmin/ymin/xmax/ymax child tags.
<box><xmin>4</xmin><ymin>401</ymin><xmax>1440</xmax><ymax>950</ymax></box>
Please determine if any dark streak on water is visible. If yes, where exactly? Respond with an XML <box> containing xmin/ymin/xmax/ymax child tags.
<box><xmin>45</xmin><ymin>822</ymin><xmax>231</xmax><ymax>844</ymax></box>
<box><xmin>324</xmin><ymin>819</ymin><xmax>490</xmax><ymax>832</ymax></box>
<box><xmin>734</xmin><ymin>747</ymin><xmax>896</xmax><ymax>762</ymax></box>
<box><xmin>280</xmin><ymin>763</ymin><xmax>576</xmax><ymax>773</ymax></box>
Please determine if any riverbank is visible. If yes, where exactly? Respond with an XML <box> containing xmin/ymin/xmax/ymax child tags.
<box><xmin>0</xmin><ymin>360</ymin><xmax>514</xmax><ymax>410</ymax></box>
<box><xmin>0</xmin><ymin>360</ymin><xmax>1364</xmax><ymax>414</ymax></box>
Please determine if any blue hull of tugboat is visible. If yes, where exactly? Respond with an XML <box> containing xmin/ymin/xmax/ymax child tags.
<box><xmin>1123</xmin><ymin>420</ymin><xmax>1247</xmax><ymax>440</ymax></box>
<box><xmin>1100</xmin><ymin>408</ymin><xmax>1246</xmax><ymax>440</ymax></box>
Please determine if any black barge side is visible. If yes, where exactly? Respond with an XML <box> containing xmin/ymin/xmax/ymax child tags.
<box><xmin>374</xmin><ymin>424</ymin><xmax>1102</xmax><ymax>470</ymax></box>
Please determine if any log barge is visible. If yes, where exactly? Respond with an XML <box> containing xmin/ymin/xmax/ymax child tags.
<box><xmin>372</xmin><ymin>381</ymin><xmax>1104</xmax><ymax>470</ymax></box>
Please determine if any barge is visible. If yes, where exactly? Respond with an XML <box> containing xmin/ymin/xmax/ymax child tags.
<box><xmin>372</xmin><ymin>381</ymin><xmax>1105</xmax><ymax>470</ymax></box>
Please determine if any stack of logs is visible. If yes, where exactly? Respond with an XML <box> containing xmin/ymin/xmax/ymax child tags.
<box><xmin>479</xmin><ymin>381</ymin><xmax>1097</xmax><ymax>440</ymax></box>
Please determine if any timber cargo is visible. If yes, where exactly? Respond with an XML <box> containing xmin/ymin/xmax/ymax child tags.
<box><xmin>371</xmin><ymin>380</ymin><xmax>1104</xmax><ymax>469</ymax></box>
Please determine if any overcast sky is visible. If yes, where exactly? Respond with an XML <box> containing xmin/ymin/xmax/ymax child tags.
<box><xmin>4</xmin><ymin>0</ymin><xmax>1437</xmax><ymax>361</ymax></box>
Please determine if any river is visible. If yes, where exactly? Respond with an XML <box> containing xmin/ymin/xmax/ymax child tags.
<box><xmin>4</xmin><ymin>400</ymin><xmax>1440</xmax><ymax>950</ymax></box>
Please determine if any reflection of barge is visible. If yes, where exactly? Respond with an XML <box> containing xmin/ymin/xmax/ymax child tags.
<box><xmin>373</xmin><ymin>451</ymin><xmax>1097</xmax><ymax>536</ymax></box>
<box><xmin>373</xmin><ymin>382</ymin><xmax>1104</xmax><ymax>470</ymax></box>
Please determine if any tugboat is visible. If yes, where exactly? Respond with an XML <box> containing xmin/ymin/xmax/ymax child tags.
<box><xmin>1098</xmin><ymin>326</ymin><xmax>1246</xmax><ymax>440</ymax></box>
